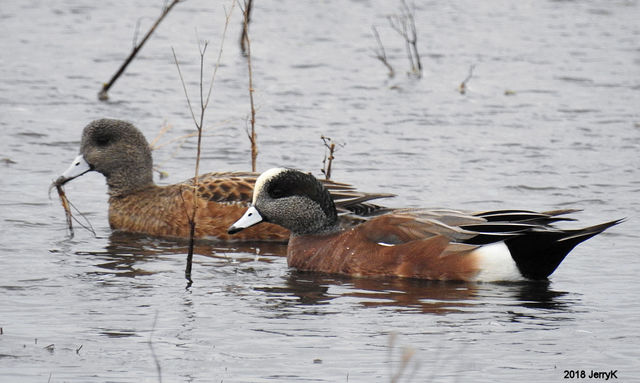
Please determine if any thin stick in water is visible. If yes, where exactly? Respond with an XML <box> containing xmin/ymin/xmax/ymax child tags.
<box><xmin>371</xmin><ymin>26</ymin><xmax>395</xmax><ymax>78</ymax></box>
<box><xmin>239</xmin><ymin>0</ymin><xmax>253</xmax><ymax>55</ymax></box>
<box><xmin>320</xmin><ymin>136</ymin><xmax>344</xmax><ymax>180</ymax></box>
<box><xmin>240</xmin><ymin>0</ymin><xmax>258</xmax><ymax>172</ymax></box>
<box><xmin>56</xmin><ymin>184</ymin><xmax>74</xmax><ymax>236</ymax></box>
<box><xmin>388</xmin><ymin>0</ymin><xmax>422</xmax><ymax>78</ymax></box>
<box><xmin>458</xmin><ymin>64</ymin><xmax>476</xmax><ymax>95</ymax></box>
<box><xmin>50</xmin><ymin>181</ymin><xmax>96</xmax><ymax>237</ymax></box>
<box><xmin>172</xmin><ymin>2</ymin><xmax>236</xmax><ymax>286</ymax></box>
<box><xmin>98</xmin><ymin>0</ymin><xmax>182</xmax><ymax>101</ymax></box>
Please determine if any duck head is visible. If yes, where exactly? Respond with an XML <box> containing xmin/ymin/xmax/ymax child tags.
<box><xmin>56</xmin><ymin>119</ymin><xmax>154</xmax><ymax>196</ymax></box>
<box><xmin>228</xmin><ymin>168</ymin><xmax>339</xmax><ymax>236</ymax></box>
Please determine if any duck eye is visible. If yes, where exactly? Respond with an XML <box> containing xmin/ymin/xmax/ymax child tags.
<box><xmin>95</xmin><ymin>135</ymin><xmax>110</xmax><ymax>147</ymax></box>
<box><xmin>270</xmin><ymin>188</ymin><xmax>285</xmax><ymax>199</ymax></box>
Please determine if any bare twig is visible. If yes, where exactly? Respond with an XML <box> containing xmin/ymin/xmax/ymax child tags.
<box><xmin>132</xmin><ymin>18</ymin><xmax>143</xmax><ymax>49</ymax></box>
<box><xmin>149</xmin><ymin>120</ymin><xmax>174</xmax><ymax>150</ymax></box>
<box><xmin>204</xmin><ymin>6</ymin><xmax>234</xmax><ymax>111</ymax></box>
<box><xmin>173</xmin><ymin>3</ymin><xmax>235</xmax><ymax>286</ymax></box>
<box><xmin>458</xmin><ymin>64</ymin><xmax>475</xmax><ymax>95</ymax></box>
<box><xmin>371</xmin><ymin>26</ymin><xmax>395</xmax><ymax>78</ymax></box>
<box><xmin>320</xmin><ymin>136</ymin><xmax>344</xmax><ymax>180</ymax></box>
<box><xmin>150</xmin><ymin>119</ymin><xmax>235</xmax><ymax>152</ymax></box>
<box><xmin>239</xmin><ymin>0</ymin><xmax>253</xmax><ymax>55</ymax></box>
<box><xmin>172</xmin><ymin>48</ymin><xmax>198</xmax><ymax>128</ymax></box>
<box><xmin>150</xmin><ymin>119</ymin><xmax>235</xmax><ymax>179</ymax></box>
<box><xmin>173</xmin><ymin>44</ymin><xmax>203</xmax><ymax>287</ymax></box>
<box><xmin>240</xmin><ymin>0</ymin><xmax>258</xmax><ymax>171</ymax></box>
<box><xmin>50</xmin><ymin>182</ymin><xmax>96</xmax><ymax>237</ymax></box>
<box><xmin>55</xmin><ymin>184</ymin><xmax>74</xmax><ymax>236</ymax></box>
<box><xmin>388</xmin><ymin>0</ymin><xmax>422</xmax><ymax>78</ymax></box>
<box><xmin>99</xmin><ymin>0</ymin><xmax>182</xmax><ymax>100</ymax></box>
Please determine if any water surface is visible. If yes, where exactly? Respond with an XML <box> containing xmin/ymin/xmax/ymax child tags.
<box><xmin>1</xmin><ymin>0</ymin><xmax>639</xmax><ymax>381</ymax></box>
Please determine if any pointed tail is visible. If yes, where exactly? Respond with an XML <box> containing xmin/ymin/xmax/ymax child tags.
<box><xmin>506</xmin><ymin>218</ymin><xmax>624</xmax><ymax>280</ymax></box>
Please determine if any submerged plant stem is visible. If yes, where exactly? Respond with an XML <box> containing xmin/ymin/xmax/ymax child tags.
<box><xmin>173</xmin><ymin>2</ymin><xmax>236</xmax><ymax>285</ymax></box>
<box><xmin>241</xmin><ymin>0</ymin><xmax>258</xmax><ymax>171</ymax></box>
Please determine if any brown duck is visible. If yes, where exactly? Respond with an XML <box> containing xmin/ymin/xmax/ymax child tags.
<box><xmin>55</xmin><ymin>119</ymin><xmax>389</xmax><ymax>241</ymax></box>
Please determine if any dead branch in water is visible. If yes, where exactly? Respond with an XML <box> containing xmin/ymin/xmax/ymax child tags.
<box><xmin>320</xmin><ymin>136</ymin><xmax>344</xmax><ymax>180</ymax></box>
<box><xmin>49</xmin><ymin>181</ymin><xmax>96</xmax><ymax>237</ymax></box>
<box><xmin>55</xmin><ymin>184</ymin><xmax>74</xmax><ymax>236</ymax></box>
<box><xmin>239</xmin><ymin>0</ymin><xmax>253</xmax><ymax>55</ymax></box>
<box><xmin>172</xmin><ymin>3</ymin><xmax>235</xmax><ymax>287</ymax></box>
<box><xmin>371</xmin><ymin>26</ymin><xmax>395</xmax><ymax>78</ymax></box>
<box><xmin>240</xmin><ymin>0</ymin><xmax>258</xmax><ymax>171</ymax></box>
<box><xmin>98</xmin><ymin>0</ymin><xmax>182</xmax><ymax>101</ymax></box>
<box><xmin>388</xmin><ymin>0</ymin><xmax>422</xmax><ymax>78</ymax></box>
<box><xmin>458</xmin><ymin>64</ymin><xmax>475</xmax><ymax>94</ymax></box>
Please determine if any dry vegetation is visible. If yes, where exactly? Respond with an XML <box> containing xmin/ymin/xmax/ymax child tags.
<box><xmin>320</xmin><ymin>135</ymin><xmax>344</xmax><ymax>180</ymax></box>
<box><xmin>98</xmin><ymin>0</ymin><xmax>182</xmax><ymax>101</ymax></box>
<box><xmin>240</xmin><ymin>0</ymin><xmax>259</xmax><ymax>172</ymax></box>
<box><xmin>171</xmin><ymin>2</ymin><xmax>236</xmax><ymax>285</ymax></box>
<box><xmin>371</xmin><ymin>1</ymin><xmax>423</xmax><ymax>79</ymax></box>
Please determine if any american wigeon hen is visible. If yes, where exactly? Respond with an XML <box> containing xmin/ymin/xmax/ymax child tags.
<box><xmin>228</xmin><ymin>168</ymin><xmax>622</xmax><ymax>281</ymax></box>
<box><xmin>55</xmin><ymin>119</ymin><xmax>390</xmax><ymax>241</ymax></box>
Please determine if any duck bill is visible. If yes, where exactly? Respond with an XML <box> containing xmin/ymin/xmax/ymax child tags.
<box><xmin>55</xmin><ymin>154</ymin><xmax>92</xmax><ymax>186</ymax></box>
<box><xmin>228</xmin><ymin>206</ymin><xmax>264</xmax><ymax>234</ymax></box>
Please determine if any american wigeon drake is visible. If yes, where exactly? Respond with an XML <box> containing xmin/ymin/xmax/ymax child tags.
<box><xmin>54</xmin><ymin>119</ymin><xmax>390</xmax><ymax>241</ymax></box>
<box><xmin>228</xmin><ymin>168</ymin><xmax>622</xmax><ymax>282</ymax></box>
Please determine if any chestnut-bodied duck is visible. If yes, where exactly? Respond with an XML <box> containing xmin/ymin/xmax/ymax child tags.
<box><xmin>228</xmin><ymin>168</ymin><xmax>622</xmax><ymax>281</ymax></box>
<box><xmin>54</xmin><ymin>119</ymin><xmax>390</xmax><ymax>241</ymax></box>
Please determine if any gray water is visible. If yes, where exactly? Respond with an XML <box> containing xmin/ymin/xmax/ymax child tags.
<box><xmin>1</xmin><ymin>0</ymin><xmax>639</xmax><ymax>382</ymax></box>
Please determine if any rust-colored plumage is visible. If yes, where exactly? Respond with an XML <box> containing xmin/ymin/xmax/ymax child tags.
<box><xmin>57</xmin><ymin>120</ymin><xmax>390</xmax><ymax>242</ymax></box>
<box><xmin>229</xmin><ymin>168</ymin><xmax>622</xmax><ymax>282</ymax></box>
<box><xmin>108</xmin><ymin>173</ymin><xmax>288</xmax><ymax>241</ymax></box>
<box><xmin>288</xmin><ymin>227</ymin><xmax>481</xmax><ymax>281</ymax></box>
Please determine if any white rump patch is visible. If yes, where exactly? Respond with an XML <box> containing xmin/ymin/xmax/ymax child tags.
<box><xmin>472</xmin><ymin>241</ymin><xmax>523</xmax><ymax>282</ymax></box>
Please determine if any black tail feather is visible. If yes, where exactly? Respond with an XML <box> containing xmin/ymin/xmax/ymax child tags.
<box><xmin>475</xmin><ymin>209</ymin><xmax>580</xmax><ymax>226</ymax></box>
<box><xmin>505</xmin><ymin>218</ymin><xmax>623</xmax><ymax>280</ymax></box>
<box><xmin>558</xmin><ymin>219</ymin><xmax>625</xmax><ymax>244</ymax></box>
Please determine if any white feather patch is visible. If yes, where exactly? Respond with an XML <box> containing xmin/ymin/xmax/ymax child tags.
<box><xmin>472</xmin><ymin>241</ymin><xmax>524</xmax><ymax>282</ymax></box>
<box><xmin>252</xmin><ymin>168</ymin><xmax>287</xmax><ymax>204</ymax></box>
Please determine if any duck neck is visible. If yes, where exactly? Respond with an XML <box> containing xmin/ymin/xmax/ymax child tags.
<box><xmin>291</xmin><ymin>223</ymin><xmax>340</xmax><ymax>238</ymax></box>
<box><xmin>287</xmin><ymin>209</ymin><xmax>340</xmax><ymax>236</ymax></box>
<box><xmin>106</xmin><ymin>169</ymin><xmax>155</xmax><ymax>197</ymax></box>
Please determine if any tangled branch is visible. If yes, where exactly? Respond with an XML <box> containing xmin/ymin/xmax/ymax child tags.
<box><xmin>388</xmin><ymin>0</ymin><xmax>422</xmax><ymax>78</ymax></box>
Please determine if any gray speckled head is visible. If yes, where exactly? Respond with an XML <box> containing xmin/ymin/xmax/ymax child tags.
<box><xmin>251</xmin><ymin>168</ymin><xmax>339</xmax><ymax>235</ymax></box>
<box><xmin>77</xmin><ymin>119</ymin><xmax>154</xmax><ymax>196</ymax></box>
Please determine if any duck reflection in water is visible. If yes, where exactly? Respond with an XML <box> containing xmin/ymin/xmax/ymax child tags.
<box><xmin>77</xmin><ymin>232</ymin><xmax>574</xmax><ymax>316</ymax></box>
<box><xmin>255</xmin><ymin>272</ymin><xmax>574</xmax><ymax>315</ymax></box>
<box><xmin>81</xmin><ymin>231</ymin><xmax>287</xmax><ymax>278</ymax></box>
